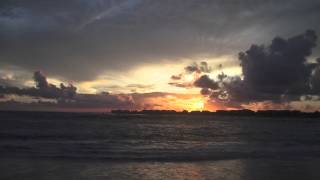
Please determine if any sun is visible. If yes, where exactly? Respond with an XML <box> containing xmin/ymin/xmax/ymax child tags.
<box><xmin>185</xmin><ymin>98</ymin><xmax>205</xmax><ymax>111</ymax></box>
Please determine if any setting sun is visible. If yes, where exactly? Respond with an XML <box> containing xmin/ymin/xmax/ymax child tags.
<box><xmin>185</xmin><ymin>98</ymin><xmax>205</xmax><ymax>111</ymax></box>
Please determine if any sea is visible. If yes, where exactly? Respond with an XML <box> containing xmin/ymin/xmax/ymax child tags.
<box><xmin>0</xmin><ymin>111</ymin><xmax>320</xmax><ymax>180</ymax></box>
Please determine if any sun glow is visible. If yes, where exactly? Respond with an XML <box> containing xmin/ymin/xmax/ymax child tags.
<box><xmin>143</xmin><ymin>94</ymin><xmax>206</xmax><ymax>111</ymax></box>
<box><xmin>185</xmin><ymin>98</ymin><xmax>205</xmax><ymax>111</ymax></box>
<box><xmin>76</xmin><ymin>79</ymin><xmax>109</xmax><ymax>94</ymax></box>
<box><xmin>184</xmin><ymin>74</ymin><xmax>195</xmax><ymax>82</ymax></box>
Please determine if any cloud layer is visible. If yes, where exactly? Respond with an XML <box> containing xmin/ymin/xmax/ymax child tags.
<box><xmin>0</xmin><ymin>71</ymin><xmax>134</xmax><ymax>110</ymax></box>
<box><xmin>0</xmin><ymin>71</ymin><xmax>200</xmax><ymax>111</ymax></box>
<box><xmin>0</xmin><ymin>0</ymin><xmax>320</xmax><ymax>81</ymax></box>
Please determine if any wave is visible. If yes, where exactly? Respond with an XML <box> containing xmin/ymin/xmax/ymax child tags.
<box><xmin>2</xmin><ymin>140</ymin><xmax>320</xmax><ymax>161</ymax></box>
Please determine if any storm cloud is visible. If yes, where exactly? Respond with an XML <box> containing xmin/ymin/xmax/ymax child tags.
<box><xmin>233</xmin><ymin>30</ymin><xmax>319</xmax><ymax>104</ymax></box>
<box><xmin>171</xmin><ymin>30</ymin><xmax>320</xmax><ymax>107</ymax></box>
<box><xmin>194</xmin><ymin>75</ymin><xmax>218</xmax><ymax>90</ymax></box>
<box><xmin>240</xmin><ymin>30</ymin><xmax>317</xmax><ymax>95</ymax></box>
<box><xmin>0</xmin><ymin>71</ymin><xmax>77</xmax><ymax>99</ymax></box>
<box><xmin>231</xmin><ymin>30</ymin><xmax>319</xmax><ymax>102</ymax></box>
<box><xmin>0</xmin><ymin>0</ymin><xmax>320</xmax><ymax>81</ymax></box>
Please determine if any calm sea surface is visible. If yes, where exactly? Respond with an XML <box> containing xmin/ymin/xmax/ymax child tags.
<box><xmin>1</xmin><ymin>112</ymin><xmax>320</xmax><ymax>179</ymax></box>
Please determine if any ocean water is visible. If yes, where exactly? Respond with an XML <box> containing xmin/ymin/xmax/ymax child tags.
<box><xmin>1</xmin><ymin>112</ymin><xmax>320</xmax><ymax>179</ymax></box>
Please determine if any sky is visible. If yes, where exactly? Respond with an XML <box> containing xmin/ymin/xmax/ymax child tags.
<box><xmin>0</xmin><ymin>0</ymin><xmax>320</xmax><ymax>112</ymax></box>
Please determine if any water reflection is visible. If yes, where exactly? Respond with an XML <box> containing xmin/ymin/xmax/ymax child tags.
<box><xmin>0</xmin><ymin>159</ymin><xmax>250</xmax><ymax>180</ymax></box>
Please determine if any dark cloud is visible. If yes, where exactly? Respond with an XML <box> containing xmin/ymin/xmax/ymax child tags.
<box><xmin>0</xmin><ymin>93</ymin><xmax>134</xmax><ymax>111</ymax></box>
<box><xmin>236</xmin><ymin>30</ymin><xmax>318</xmax><ymax>101</ymax></box>
<box><xmin>1</xmin><ymin>0</ymin><xmax>320</xmax><ymax>81</ymax></box>
<box><xmin>169</xmin><ymin>61</ymin><xmax>214</xmax><ymax>88</ymax></box>
<box><xmin>170</xmin><ymin>74</ymin><xmax>182</xmax><ymax>80</ymax></box>
<box><xmin>218</xmin><ymin>30</ymin><xmax>320</xmax><ymax>106</ymax></box>
<box><xmin>0</xmin><ymin>71</ymin><xmax>77</xmax><ymax>99</ymax></box>
<box><xmin>240</xmin><ymin>30</ymin><xmax>317</xmax><ymax>94</ymax></box>
<box><xmin>33</xmin><ymin>71</ymin><xmax>77</xmax><ymax>99</ymax></box>
<box><xmin>34</xmin><ymin>71</ymin><xmax>49</xmax><ymax>89</ymax></box>
<box><xmin>0</xmin><ymin>70</ymin><xmax>135</xmax><ymax>110</ymax></box>
<box><xmin>171</xmin><ymin>30</ymin><xmax>320</xmax><ymax>108</ymax></box>
<box><xmin>185</xmin><ymin>62</ymin><xmax>212</xmax><ymax>74</ymax></box>
<box><xmin>194</xmin><ymin>75</ymin><xmax>218</xmax><ymax>90</ymax></box>
<box><xmin>200</xmin><ymin>88</ymin><xmax>211</xmax><ymax>96</ymax></box>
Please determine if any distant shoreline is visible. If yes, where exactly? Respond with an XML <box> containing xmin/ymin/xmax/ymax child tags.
<box><xmin>0</xmin><ymin>109</ymin><xmax>319</xmax><ymax>118</ymax></box>
<box><xmin>111</xmin><ymin>109</ymin><xmax>320</xmax><ymax>118</ymax></box>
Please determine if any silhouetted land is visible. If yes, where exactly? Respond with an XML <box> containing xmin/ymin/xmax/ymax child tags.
<box><xmin>0</xmin><ymin>109</ymin><xmax>319</xmax><ymax>118</ymax></box>
<box><xmin>111</xmin><ymin>109</ymin><xmax>320</xmax><ymax>118</ymax></box>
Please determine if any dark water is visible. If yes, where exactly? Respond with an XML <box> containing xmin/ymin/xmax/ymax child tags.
<box><xmin>1</xmin><ymin>112</ymin><xmax>320</xmax><ymax>179</ymax></box>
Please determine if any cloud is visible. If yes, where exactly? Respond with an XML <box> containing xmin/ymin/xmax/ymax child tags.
<box><xmin>1</xmin><ymin>0</ymin><xmax>320</xmax><ymax>81</ymax></box>
<box><xmin>234</xmin><ymin>30</ymin><xmax>318</xmax><ymax>101</ymax></box>
<box><xmin>78</xmin><ymin>0</ymin><xmax>143</xmax><ymax>30</ymax></box>
<box><xmin>0</xmin><ymin>93</ymin><xmax>134</xmax><ymax>111</ymax></box>
<box><xmin>58</xmin><ymin>93</ymin><xmax>134</xmax><ymax>109</ymax></box>
<box><xmin>168</xmin><ymin>82</ymin><xmax>192</xmax><ymax>88</ymax></box>
<box><xmin>126</xmin><ymin>84</ymin><xmax>154</xmax><ymax>89</ymax></box>
<box><xmin>0</xmin><ymin>90</ymin><xmax>199</xmax><ymax>111</ymax></box>
<box><xmin>0</xmin><ymin>71</ymin><xmax>73</xmax><ymax>99</ymax></box>
<box><xmin>185</xmin><ymin>61</ymin><xmax>212</xmax><ymax>74</ymax></box>
<box><xmin>130</xmin><ymin>92</ymin><xmax>204</xmax><ymax>111</ymax></box>
<box><xmin>0</xmin><ymin>70</ymin><xmax>136</xmax><ymax>110</ymax></box>
<box><xmin>0</xmin><ymin>78</ymin><xmax>21</xmax><ymax>88</ymax></box>
<box><xmin>194</xmin><ymin>75</ymin><xmax>218</xmax><ymax>90</ymax></box>
<box><xmin>240</xmin><ymin>30</ymin><xmax>317</xmax><ymax>94</ymax></box>
<box><xmin>0</xmin><ymin>71</ymin><xmax>77</xmax><ymax>99</ymax></box>
<box><xmin>169</xmin><ymin>61</ymin><xmax>214</xmax><ymax>88</ymax></box>
<box><xmin>220</xmin><ymin>30</ymin><xmax>320</xmax><ymax>106</ymax></box>
<box><xmin>170</xmin><ymin>74</ymin><xmax>182</xmax><ymax>80</ymax></box>
<box><xmin>0</xmin><ymin>70</ymin><xmax>30</xmax><ymax>88</ymax></box>
<box><xmin>171</xmin><ymin>30</ymin><xmax>320</xmax><ymax>109</ymax></box>
<box><xmin>33</xmin><ymin>71</ymin><xmax>49</xmax><ymax>89</ymax></box>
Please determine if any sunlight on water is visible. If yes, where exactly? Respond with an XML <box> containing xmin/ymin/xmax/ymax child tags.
<box><xmin>1</xmin><ymin>158</ymin><xmax>319</xmax><ymax>180</ymax></box>
<box><xmin>0</xmin><ymin>158</ymin><xmax>247</xmax><ymax>180</ymax></box>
